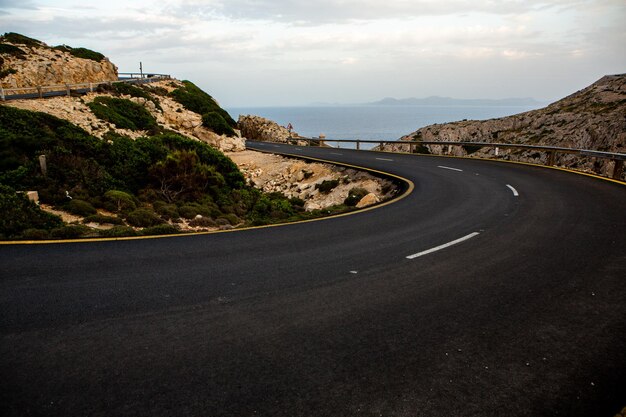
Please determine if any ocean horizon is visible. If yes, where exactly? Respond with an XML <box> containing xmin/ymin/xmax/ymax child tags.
<box><xmin>226</xmin><ymin>104</ymin><xmax>543</xmax><ymax>147</ymax></box>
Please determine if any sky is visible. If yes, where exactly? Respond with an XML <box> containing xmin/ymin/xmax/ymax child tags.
<box><xmin>0</xmin><ymin>0</ymin><xmax>624</xmax><ymax>106</ymax></box>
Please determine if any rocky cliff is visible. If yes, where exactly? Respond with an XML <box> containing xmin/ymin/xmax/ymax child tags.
<box><xmin>382</xmin><ymin>74</ymin><xmax>626</xmax><ymax>179</ymax></box>
<box><xmin>0</xmin><ymin>33</ymin><xmax>117</xmax><ymax>89</ymax></box>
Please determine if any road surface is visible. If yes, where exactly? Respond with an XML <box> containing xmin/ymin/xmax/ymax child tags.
<box><xmin>1</xmin><ymin>142</ymin><xmax>625</xmax><ymax>416</ymax></box>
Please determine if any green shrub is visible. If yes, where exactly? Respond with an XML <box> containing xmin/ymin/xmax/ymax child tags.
<box><xmin>219</xmin><ymin>213</ymin><xmax>239</xmax><ymax>225</ymax></box>
<box><xmin>344</xmin><ymin>187</ymin><xmax>368</xmax><ymax>206</ymax></box>
<box><xmin>0</xmin><ymin>43</ymin><xmax>26</xmax><ymax>57</ymax></box>
<box><xmin>188</xmin><ymin>216</ymin><xmax>216</xmax><ymax>227</ymax></box>
<box><xmin>202</xmin><ymin>112</ymin><xmax>236</xmax><ymax>137</ymax></box>
<box><xmin>50</xmin><ymin>224</ymin><xmax>92</xmax><ymax>239</ymax></box>
<box><xmin>87</xmin><ymin>97</ymin><xmax>158</xmax><ymax>132</ymax></box>
<box><xmin>99</xmin><ymin>226</ymin><xmax>138</xmax><ymax>238</ymax></box>
<box><xmin>141</xmin><ymin>224</ymin><xmax>180</xmax><ymax>236</ymax></box>
<box><xmin>153</xmin><ymin>201</ymin><xmax>180</xmax><ymax>220</ymax></box>
<box><xmin>67</xmin><ymin>47</ymin><xmax>104</xmax><ymax>62</ymax></box>
<box><xmin>169</xmin><ymin>80</ymin><xmax>236</xmax><ymax>126</ymax></box>
<box><xmin>178</xmin><ymin>202</ymin><xmax>212</xmax><ymax>219</ymax></box>
<box><xmin>0</xmin><ymin>185</ymin><xmax>63</xmax><ymax>239</ymax></box>
<box><xmin>83</xmin><ymin>214</ymin><xmax>124</xmax><ymax>225</ymax></box>
<box><xmin>65</xmin><ymin>199</ymin><xmax>97</xmax><ymax>216</ymax></box>
<box><xmin>109</xmin><ymin>83</ymin><xmax>162</xmax><ymax>110</ymax></box>
<box><xmin>1</xmin><ymin>32</ymin><xmax>42</xmax><ymax>47</ymax></box>
<box><xmin>316</xmin><ymin>179</ymin><xmax>339</xmax><ymax>194</ymax></box>
<box><xmin>22</xmin><ymin>228</ymin><xmax>50</xmax><ymax>240</ymax></box>
<box><xmin>126</xmin><ymin>208</ymin><xmax>163</xmax><ymax>227</ymax></box>
<box><xmin>104</xmin><ymin>190</ymin><xmax>137</xmax><ymax>213</ymax></box>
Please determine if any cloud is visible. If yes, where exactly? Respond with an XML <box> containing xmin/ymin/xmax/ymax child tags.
<box><xmin>169</xmin><ymin>0</ymin><xmax>590</xmax><ymax>24</ymax></box>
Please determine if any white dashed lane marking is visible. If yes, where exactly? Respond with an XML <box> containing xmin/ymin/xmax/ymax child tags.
<box><xmin>437</xmin><ymin>165</ymin><xmax>463</xmax><ymax>172</ymax></box>
<box><xmin>406</xmin><ymin>232</ymin><xmax>480</xmax><ymax>260</ymax></box>
<box><xmin>506</xmin><ymin>184</ymin><xmax>519</xmax><ymax>197</ymax></box>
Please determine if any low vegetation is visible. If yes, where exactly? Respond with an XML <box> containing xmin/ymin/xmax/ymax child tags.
<box><xmin>87</xmin><ymin>97</ymin><xmax>159</xmax><ymax>132</ymax></box>
<box><xmin>0</xmin><ymin>103</ymin><xmax>370</xmax><ymax>240</ymax></box>
<box><xmin>169</xmin><ymin>80</ymin><xmax>237</xmax><ymax>127</ymax></box>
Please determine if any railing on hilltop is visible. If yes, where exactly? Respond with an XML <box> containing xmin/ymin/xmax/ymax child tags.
<box><xmin>0</xmin><ymin>73</ymin><xmax>171</xmax><ymax>101</ymax></box>
<box><xmin>292</xmin><ymin>138</ymin><xmax>626</xmax><ymax>180</ymax></box>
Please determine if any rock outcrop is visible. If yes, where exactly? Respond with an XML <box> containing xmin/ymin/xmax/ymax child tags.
<box><xmin>381</xmin><ymin>74</ymin><xmax>626</xmax><ymax>180</ymax></box>
<box><xmin>238</xmin><ymin>115</ymin><xmax>307</xmax><ymax>145</ymax></box>
<box><xmin>0</xmin><ymin>36</ymin><xmax>117</xmax><ymax>89</ymax></box>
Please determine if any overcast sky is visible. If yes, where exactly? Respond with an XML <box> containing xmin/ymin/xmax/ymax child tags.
<box><xmin>1</xmin><ymin>0</ymin><xmax>624</xmax><ymax>106</ymax></box>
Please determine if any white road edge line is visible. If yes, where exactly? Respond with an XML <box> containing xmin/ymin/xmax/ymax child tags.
<box><xmin>437</xmin><ymin>165</ymin><xmax>463</xmax><ymax>172</ymax></box>
<box><xmin>406</xmin><ymin>232</ymin><xmax>480</xmax><ymax>260</ymax></box>
<box><xmin>506</xmin><ymin>184</ymin><xmax>519</xmax><ymax>197</ymax></box>
<box><xmin>376</xmin><ymin>157</ymin><xmax>394</xmax><ymax>161</ymax></box>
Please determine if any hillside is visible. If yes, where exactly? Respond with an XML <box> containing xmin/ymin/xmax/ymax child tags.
<box><xmin>0</xmin><ymin>33</ymin><xmax>395</xmax><ymax>240</ymax></box>
<box><xmin>383</xmin><ymin>74</ymin><xmax>626</xmax><ymax>179</ymax></box>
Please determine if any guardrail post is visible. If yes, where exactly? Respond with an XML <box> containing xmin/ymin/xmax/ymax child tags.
<box><xmin>65</xmin><ymin>83</ymin><xmax>71</xmax><ymax>97</ymax></box>
<box><xmin>0</xmin><ymin>87</ymin><xmax>4</xmax><ymax>101</ymax></box>
<box><xmin>37</xmin><ymin>86</ymin><xmax>43</xmax><ymax>98</ymax></box>
<box><xmin>612</xmin><ymin>159</ymin><xmax>624</xmax><ymax>180</ymax></box>
<box><xmin>89</xmin><ymin>83</ymin><xmax>93</xmax><ymax>92</ymax></box>
<box><xmin>408</xmin><ymin>142</ymin><xmax>414</xmax><ymax>154</ymax></box>
<box><xmin>495</xmin><ymin>147</ymin><xmax>499</xmax><ymax>157</ymax></box>
<box><xmin>356</xmin><ymin>140</ymin><xmax>360</xmax><ymax>150</ymax></box>
<box><xmin>547</xmin><ymin>150</ymin><xmax>556</xmax><ymax>166</ymax></box>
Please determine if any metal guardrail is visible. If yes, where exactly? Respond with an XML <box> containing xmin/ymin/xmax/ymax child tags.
<box><xmin>293</xmin><ymin>138</ymin><xmax>626</xmax><ymax>180</ymax></box>
<box><xmin>0</xmin><ymin>73</ymin><xmax>171</xmax><ymax>101</ymax></box>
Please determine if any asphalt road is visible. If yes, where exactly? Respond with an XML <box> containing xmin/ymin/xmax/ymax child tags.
<box><xmin>1</xmin><ymin>142</ymin><xmax>625</xmax><ymax>417</ymax></box>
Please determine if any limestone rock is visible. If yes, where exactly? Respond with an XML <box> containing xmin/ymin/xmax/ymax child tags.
<box><xmin>355</xmin><ymin>193</ymin><xmax>379</xmax><ymax>208</ymax></box>
<box><xmin>237</xmin><ymin>115</ymin><xmax>297</xmax><ymax>143</ymax></box>
<box><xmin>0</xmin><ymin>41</ymin><xmax>117</xmax><ymax>89</ymax></box>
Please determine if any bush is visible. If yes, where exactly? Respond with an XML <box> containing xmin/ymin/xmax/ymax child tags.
<box><xmin>65</xmin><ymin>199</ymin><xmax>97</xmax><ymax>216</ymax></box>
<box><xmin>0</xmin><ymin>68</ymin><xmax>17</xmax><ymax>78</ymax></box>
<box><xmin>202</xmin><ymin>112</ymin><xmax>236</xmax><ymax>137</ymax></box>
<box><xmin>99</xmin><ymin>226</ymin><xmax>138</xmax><ymax>238</ymax></box>
<box><xmin>87</xmin><ymin>97</ymin><xmax>158</xmax><ymax>132</ymax></box>
<box><xmin>83</xmin><ymin>214</ymin><xmax>124</xmax><ymax>225</ymax></box>
<box><xmin>1</xmin><ymin>32</ymin><xmax>42</xmax><ymax>47</ymax></box>
<box><xmin>344</xmin><ymin>187</ymin><xmax>369</xmax><ymax>206</ymax></box>
<box><xmin>104</xmin><ymin>190</ymin><xmax>137</xmax><ymax>213</ymax></box>
<box><xmin>219</xmin><ymin>213</ymin><xmax>240</xmax><ymax>225</ymax></box>
<box><xmin>50</xmin><ymin>224</ymin><xmax>92</xmax><ymax>239</ymax></box>
<box><xmin>110</xmin><ymin>83</ymin><xmax>162</xmax><ymax>110</ymax></box>
<box><xmin>0</xmin><ymin>185</ymin><xmax>63</xmax><ymax>239</ymax></box>
<box><xmin>22</xmin><ymin>228</ymin><xmax>50</xmax><ymax>240</ymax></box>
<box><xmin>153</xmin><ymin>201</ymin><xmax>180</xmax><ymax>220</ymax></box>
<box><xmin>67</xmin><ymin>47</ymin><xmax>104</xmax><ymax>62</ymax></box>
<box><xmin>0</xmin><ymin>43</ymin><xmax>26</xmax><ymax>57</ymax></box>
<box><xmin>178</xmin><ymin>202</ymin><xmax>213</xmax><ymax>219</ymax></box>
<box><xmin>141</xmin><ymin>224</ymin><xmax>180</xmax><ymax>236</ymax></box>
<box><xmin>169</xmin><ymin>80</ymin><xmax>236</xmax><ymax>126</ymax></box>
<box><xmin>125</xmin><ymin>208</ymin><xmax>163</xmax><ymax>227</ymax></box>
<box><xmin>188</xmin><ymin>216</ymin><xmax>217</xmax><ymax>227</ymax></box>
<box><xmin>316</xmin><ymin>179</ymin><xmax>339</xmax><ymax>194</ymax></box>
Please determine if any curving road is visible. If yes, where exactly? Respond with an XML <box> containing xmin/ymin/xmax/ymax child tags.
<box><xmin>1</xmin><ymin>142</ymin><xmax>625</xmax><ymax>416</ymax></box>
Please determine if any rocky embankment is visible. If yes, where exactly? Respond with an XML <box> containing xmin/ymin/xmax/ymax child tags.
<box><xmin>228</xmin><ymin>151</ymin><xmax>396</xmax><ymax>210</ymax></box>
<box><xmin>381</xmin><ymin>74</ymin><xmax>626</xmax><ymax>180</ymax></box>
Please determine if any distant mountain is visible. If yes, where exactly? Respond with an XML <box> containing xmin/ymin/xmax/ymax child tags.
<box><xmin>368</xmin><ymin>96</ymin><xmax>544</xmax><ymax>107</ymax></box>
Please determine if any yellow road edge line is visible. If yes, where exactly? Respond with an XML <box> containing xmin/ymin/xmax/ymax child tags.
<box><xmin>0</xmin><ymin>150</ymin><xmax>415</xmax><ymax>245</ymax></box>
<box><xmin>372</xmin><ymin>148</ymin><xmax>626</xmax><ymax>186</ymax></box>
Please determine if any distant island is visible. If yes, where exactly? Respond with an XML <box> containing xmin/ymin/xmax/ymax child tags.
<box><xmin>367</xmin><ymin>96</ymin><xmax>545</xmax><ymax>107</ymax></box>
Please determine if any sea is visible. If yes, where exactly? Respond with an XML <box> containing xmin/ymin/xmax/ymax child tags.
<box><xmin>226</xmin><ymin>104</ymin><xmax>543</xmax><ymax>149</ymax></box>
